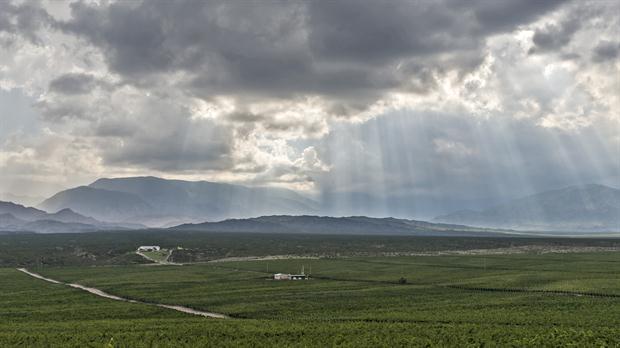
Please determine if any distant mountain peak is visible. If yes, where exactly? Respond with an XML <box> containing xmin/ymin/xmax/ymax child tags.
<box><xmin>54</xmin><ymin>208</ymin><xmax>76</xmax><ymax>214</ymax></box>
<box><xmin>1</xmin><ymin>200</ymin><xmax>29</xmax><ymax>209</ymax></box>
<box><xmin>0</xmin><ymin>198</ymin><xmax>137</xmax><ymax>233</ymax></box>
<box><xmin>435</xmin><ymin>183</ymin><xmax>620</xmax><ymax>232</ymax></box>
<box><xmin>40</xmin><ymin>176</ymin><xmax>318</xmax><ymax>227</ymax></box>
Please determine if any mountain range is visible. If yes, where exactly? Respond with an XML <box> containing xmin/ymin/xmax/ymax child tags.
<box><xmin>0</xmin><ymin>192</ymin><xmax>44</xmax><ymax>207</ymax></box>
<box><xmin>39</xmin><ymin>176</ymin><xmax>318</xmax><ymax>226</ymax></box>
<box><xmin>2</xmin><ymin>176</ymin><xmax>614</xmax><ymax>233</ymax></box>
<box><xmin>0</xmin><ymin>201</ymin><xmax>141</xmax><ymax>233</ymax></box>
<box><xmin>434</xmin><ymin>184</ymin><xmax>620</xmax><ymax>232</ymax></box>
<box><xmin>171</xmin><ymin>215</ymin><xmax>506</xmax><ymax>236</ymax></box>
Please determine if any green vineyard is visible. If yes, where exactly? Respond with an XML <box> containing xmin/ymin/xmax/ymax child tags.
<box><xmin>1</xmin><ymin>235</ymin><xmax>619</xmax><ymax>347</ymax></box>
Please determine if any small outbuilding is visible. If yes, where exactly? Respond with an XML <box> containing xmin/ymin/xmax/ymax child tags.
<box><xmin>273</xmin><ymin>273</ymin><xmax>290</xmax><ymax>280</ymax></box>
<box><xmin>290</xmin><ymin>274</ymin><xmax>308</xmax><ymax>280</ymax></box>
<box><xmin>273</xmin><ymin>273</ymin><xmax>308</xmax><ymax>280</ymax></box>
<box><xmin>137</xmin><ymin>246</ymin><xmax>161</xmax><ymax>252</ymax></box>
<box><xmin>273</xmin><ymin>266</ymin><xmax>309</xmax><ymax>280</ymax></box>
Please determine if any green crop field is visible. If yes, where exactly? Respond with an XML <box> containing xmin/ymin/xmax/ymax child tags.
<box><xmin>1</xmin><ymin>232</ymin><xmax>619</xmax><ymax>347</ymax></box>
<box><xmin>140</xmin><ymin>249</ymin><xmax>171</xmax><ymax>263</ymax></box>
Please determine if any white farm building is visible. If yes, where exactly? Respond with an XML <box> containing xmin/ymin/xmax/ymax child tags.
<box><xmin>273</xmin><ymin>273</ymin><xmax>308</xmax><ymax>280</ymax></box>
<box><xmin>137</xmin><ymin>246</ymin><xmax>161</xmax><ymax>252</ymax></box>
<box><xmin>273</xmin><ymin>266</ymin><xmax>309</xmax><ymax>280</ymax></box>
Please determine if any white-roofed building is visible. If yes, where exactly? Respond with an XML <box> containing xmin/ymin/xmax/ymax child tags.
<box><xmin>137</xmin><ymin>246</ymin><xmax>161</xmax><ymax>252</ymax></box>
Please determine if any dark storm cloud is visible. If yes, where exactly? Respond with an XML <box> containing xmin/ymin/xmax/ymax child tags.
<box><xmin>469</xmin><ymin>0</ymin><xmax>567</xmax><ymax>32</ymax></box>
<box><xmin>35</xmin><ymin>102</ymin><xmax>91</xmax><ymax>122</ymax></box>
<box><xmin>63</xmin><ymin>94</ymin><xmax>235</xmax><ymax>172</ymax></box>
<box><xmin>2</xmin><ymin>0</ymin><xmax>618</xmax><ymax>213</ymax></box>
<box><xmin>101</xmin><ymin>114</ymin><xmax>235</xmax><ymax>172</ymax></box>
<box><xmin>93</xmin><ymin>118</ymin><xmax>139</xmax><ymax>138</ymax></box>
<box><xmin>307</xmin><ymin>0</ymin><xmax>565</xmax><ymax>61</ymax></box>
<box><xmin>530</xmin><ymin>19</ymin><xmax>580</xmax><ymax>53</ymax></box>
<box><xmin>228</xmin><ymin>111</ymin><xmax>318</xmax><ymax>134</ymax></box>
<box><xmin>592</xmin><ymin>40</ymin><xmax>620</xmax><ymax>62</ymax></box>
<box><xmin>60</xmin><ymin>1</ymin><xmax>308</xmax><ymax>80</ymax></box>
<box><xmin>49</xmin><ymin>73</ymin><xmax>97</xmax><ymax>95</ymax></box>
<box><xmin>58</xmin><ymin>0</ymin><xmax>567</xmax><ymax>113</ymax></box>
<box><xmin>0</xmin><ymin>1</ymin><xmax>53</xmax><ymax>45</ymax></box>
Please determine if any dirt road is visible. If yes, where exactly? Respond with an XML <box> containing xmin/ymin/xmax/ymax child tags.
<box><xmin>16</xmin><ymin>268</ymin><xmax>229</xmax><ymax>319</ymax></box>
<box><xmin>136</xmin><ymin>250</ymin><xmax>182</xmax><ymax>265</ymax></box>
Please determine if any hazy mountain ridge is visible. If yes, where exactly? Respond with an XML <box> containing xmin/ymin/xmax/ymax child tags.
<box><xmin>0</xmin><ymin>201</ymin><xmax>48</xmax><ymax>221</ymax></box>
<box><xmin>434</xmin><ymin>184</ymin><xmax>620</xmax><ymax>231</ymax></box>
<box><xmin>39</xmin><ymin>186</ymin><xmax>153</xmax><ymax>223</ymax></box>
<box><xmin>35</xmin><ymin>178</ymin><xmax>620</xmax><ymax>232</ymax></box>
<box><xmin>0</xmin><ymin>213</ymin><xmax>27</xmax><ymax>230</ymax></box>
<box><xmin>40</xmin><ymin>177</ymin><xmax>319</xmax><ymax>226</ymax></box>
<box><xmin>0</xmin><ymin>200</ymin><xmax>141</xmax><ymax>233</ymax></box>
<box><xmin>172</xmin><ymin>215</ymin><xmax>506</xmax><ymax>236</ymax></box>
<box><xmin>0</xmin><ymin>192</ymin><xmax>45</xmax><ymax>207</ymax></box>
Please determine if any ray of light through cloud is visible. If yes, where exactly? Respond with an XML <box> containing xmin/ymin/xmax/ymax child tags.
<box><xmin>0</xmin><ymin>0</ymin><xmax>618</xmax><ymax>219</ymax></box>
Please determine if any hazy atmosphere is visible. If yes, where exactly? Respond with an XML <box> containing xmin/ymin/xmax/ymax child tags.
<box><xmin>1</xmin><ymin>1</ymin><xmax>620</xmax><ymax>347</ymax></box>
<box><xmin>1</xmin><ymin>0</ymin><xmax>618</xmax><ymax>219</ymax></box>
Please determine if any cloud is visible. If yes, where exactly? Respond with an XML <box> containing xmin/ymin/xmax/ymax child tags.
<box><xmin>0</xmin><ymin>0</ymin><xmax>618</xmax><ymax>209</ymax></box>
<box><xmin>316</xmin><ymin>111</ymin><xmax>620</xmax><ymax>217</ymax></box>
<box><xmin>433</xmin><ymin>138</ymin><xmax>477</xmax><ymax>157</ymax></box>
<box><xmin>0</xmin><ymin>1</ymin><xmax>54</xmax><ymax>46</ymax></box>
<box><xmin>246</xmin><ymin>146</ymin><xmax>329</xmax><ymax>191</ymax></box>
<box><xmin>99</xmin><ymin>103</ymin><xmax>235</xmax><ymax>172</ymax></box>
<box><xmin>592</xmin><ymin>40</ymin><xmax>620</xmax><ymax>62</ymax></box>
<box><xmin>0</xmin><ymin>129</ymin><xmax>101</xmax><ymax>193</ymax></box>
<box><xmin>307</xmin><ymin>0</ymin><xmax>565</xmax><ymax>61</ymax></box>
<box><xmin>530</xmin><ymin>19</ymin><xmax>580</xmax><ymax>53</ymax></box>
<box><xmin>56</xmin><ymin>0</ymin><xmax>566</xmax><ymax>120</ymax></box>
<box><xmin>48</xmin><ymin>73</ymin><xmax>97</xmax><ymax>95</ymax></box>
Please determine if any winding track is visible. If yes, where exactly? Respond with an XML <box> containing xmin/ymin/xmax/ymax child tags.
<box><xmin>136</xmin><ymin>250</ymin><xmax>182</xmax><ymax>265</ymax></box>
<box><xmin>16</xmin><ymin>268</ymin><xmax>229</xmax><ymax>319</ymax></box>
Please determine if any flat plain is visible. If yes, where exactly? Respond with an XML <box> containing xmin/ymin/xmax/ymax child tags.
<box><xmin>1</xmin><ymin>232</ymin><xmax>619</xmax><ymax>347</ymax></box>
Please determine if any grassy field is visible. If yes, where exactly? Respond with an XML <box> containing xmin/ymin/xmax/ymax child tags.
<box><xmin>1</xmin><ymin>252</ymin><xmax>617</xmax><ymax>346</ymax></box>
<box><xmin>1</xmin><ymin>231</ymin><xmax>619</xmax><ymax>346</ymax></box>
<box><xmin>140</xmin><ymin>249</ymin><xmax>171</xmax><ymax>263</ymax></box>
<box><xmin>2</xmin><ymin>230</ymin><xmax>619</xmax><ymax>267</ymax></box>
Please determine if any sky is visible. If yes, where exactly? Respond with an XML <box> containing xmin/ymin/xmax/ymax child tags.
<box><xmin>0</xmin><ymin>0</ymin><xmax>619</xmax><ymax>217</ymax></box>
